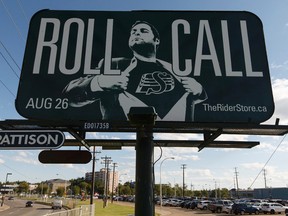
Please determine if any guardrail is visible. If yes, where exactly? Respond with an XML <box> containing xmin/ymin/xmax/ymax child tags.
<box><xmin>43</xmin><ymin>204</ymin><xmax>95</xmax><ymax>216</ymax></box>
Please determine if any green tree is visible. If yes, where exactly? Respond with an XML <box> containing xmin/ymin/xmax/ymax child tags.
<box><xmin>36</xmin><ymin>183</ymin><xmax>48</xmax><ymax>195</ymax></box>
<box><xmin>56</xmin><ymin>187</ymin><xmax>65</xmax><ymax>197</ymax></box>
<box><xmin>72</xmin><ymin>185</ymin><xmax>81</xmax><ymax>195</ymax></box>
<box><xmin>94</xmin><ymin>180</ymin><xmax>104</xmax><ymax>195</ymax></box>
<box><xmin>79</xmin><ymin>181</ymin><xmax>89</xmax><ymax>193</ymax></box>
<box><xmin>16</xmin><ymin>181</ymin><xmax>29</xmax><ymax>194</ymax></box>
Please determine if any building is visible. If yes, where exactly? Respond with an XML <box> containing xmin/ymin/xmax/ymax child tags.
<box><xmin>47</xmin><ymin>179</ymin><xmax>70</xmax><ymax>195</ymax></box>
<box><xmin>230</xmin><ymin>188</ymin><xmax>254</xmax><ymax>198</ymax></box>
<box><xmin>85</xmin><ymin>168</ymin><xmax>119</xmax><ymax>193</ymax></box>
<box><xmin>254</xmin><ymin>187</ymin><xmax>288</xmax><ymax>200</ymax></box>
<box><xmin>0</xmin><ymin>184</ymin><xmax>17</xmax><ymax>194</ymax></box>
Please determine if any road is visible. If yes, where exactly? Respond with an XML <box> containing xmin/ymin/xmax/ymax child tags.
<box><xmin>0</xmin><ymin>198</ymin><xmax>61</xmax><ymax>216</ymax></box>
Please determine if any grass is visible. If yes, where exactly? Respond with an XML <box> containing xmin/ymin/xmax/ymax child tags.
<box><xmin>77</xmin><ymin>199</ymin><xmax>160</xmax><ymax>216</ymax></box>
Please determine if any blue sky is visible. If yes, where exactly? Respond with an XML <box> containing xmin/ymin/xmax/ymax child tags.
<box><xmin>0</xmin><ymin>0</ymin><xmax>288</xmax><ymax>192</ymax></box>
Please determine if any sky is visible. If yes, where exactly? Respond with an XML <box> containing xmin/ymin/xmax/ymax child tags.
<box><xmin>0</xmin><ymin>0</ymin><xmax>288</xmax><ymax>192</ymax></box>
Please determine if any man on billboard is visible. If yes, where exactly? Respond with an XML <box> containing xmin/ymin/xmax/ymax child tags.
<box><xmin>63</xmin><ymin>21</ymin><xmax>207</xmax><ymax>121</ymax></box>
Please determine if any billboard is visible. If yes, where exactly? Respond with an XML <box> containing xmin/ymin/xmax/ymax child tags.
<box><xmin>16</xmin><ymin>10</ymin><xmax>274</xmax><ymax>125</ymax></box>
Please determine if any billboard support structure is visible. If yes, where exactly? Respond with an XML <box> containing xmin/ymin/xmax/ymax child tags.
<box><xmin>128</xmin><ymin>107</ymin><xmax>157</xmax><ymax>216</ymax></box>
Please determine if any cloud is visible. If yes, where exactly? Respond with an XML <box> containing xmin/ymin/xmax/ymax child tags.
<box><xmin>11</xmin><ymin>151</ymin><xmax>39</xmax><ymax>165</ymax></box>
<box><xmin>240</xmin><ymin>162</ymin><xmax>265</xmax><ymax>170</ymax></box>
<box><xmin>0</xmin><ymin>158</ymin><xmax>5</xmax><ymax>164</ymax></box>
<box><xmin>12</xmin><ymin>155</ymin><xmax>39</xmax><ymax>165</ymax></box>
<box><xmin>265</xmin><ymin>78</ymin><xmax>288</xmax><ymax>124</ymax></box>
<box><xmin>154</xmin><ymin>133</ymin><xmax>202</xmax><ymax>140</ymax></box>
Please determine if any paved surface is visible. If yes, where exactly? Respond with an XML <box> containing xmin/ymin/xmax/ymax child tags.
<box><xmin>0</xmin><ymin>204</ymin><xmax>10</xmax><ymax>212</ymax></box>
<box><xmin>116</xmin><ymin>201</ymin><xmax>219</xmax><ymax>216</ymax></box>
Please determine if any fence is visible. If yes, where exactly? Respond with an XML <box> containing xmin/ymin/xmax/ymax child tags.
<box><xmin>44</xmin><ymin>204</ymin><xmax>95</xmax><ymax>216</ymax></box>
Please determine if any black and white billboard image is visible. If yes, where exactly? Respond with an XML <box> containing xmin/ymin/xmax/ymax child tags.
<box><xmin>16</xmin><ymin>10</ymin><xmax>274</xmax><ymax>124</ymax></box>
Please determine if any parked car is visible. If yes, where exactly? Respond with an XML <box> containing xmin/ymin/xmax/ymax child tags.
<box><xmin>208</xmin><ymin>200</ymin><xmax>234</xmax><ymax>213</ymax></box>
<box><xmin>222</xmin><ymin>203</ymin><xmax>233</xmax><ymax>214</ymax></box>
<box><xmin>192</xmin><ymin>200</ymin><xmax>200</xmax><ymax>209</ymax></box>
<box><xmin>252</xmin><ymin>202</ymin><xmax>266</xmax><ymax>213</ymax></box>
<box><xmin>232</xmin><ymin>203</ymin><xmax>260</xmax><ymax>215</ymax></box>
<box><xmin>26</xmin><ymin>201</ymin><xmax>33</xmax><ymax>207</ymax></box>
<box><xmin>163</xmin><ymin>198</ymin><xmax>182</xmax><ymax>207</ymax></box>
<box><xmin>197</xmin><ymin>200</ymin><xmax>212</xmax><ymax>210</ymax></box>
<box><xmin>262</xmin><ymin>202</ymin><xmax>288</xmax><ymax>214</ymax></box>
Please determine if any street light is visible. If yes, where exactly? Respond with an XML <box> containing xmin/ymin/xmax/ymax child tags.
<box><xmin>160</xmin><ymin>157</ymin><xmax>174</xmax><ymax>207</ymax></box>
<box><xmin>5</xmin><ymin>173</ymin><xmax>12</xmax><ymax>195</ymax></box>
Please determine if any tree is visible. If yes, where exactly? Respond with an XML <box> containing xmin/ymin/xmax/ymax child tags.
<box><xmin>16</xmin><ymin>181</ymin><xmax>29</xmax><ymax>194</ymax></box>
<box><xmin>72</xmin><ymin>185</ymin><xmax>81</xmax><ymax>196</ymax></box>
<box><xmin>56</xmin><ymin>187</ymin><xmax>65</xmax><ymax>197</ymax></box>
<box><xmin>79</xmin><ymin>181</ymin><xmax>89</xmax><ymax>193</ymax></box>
<box><xmin>94</xmin><ymin>180</ymin><xmax>104</xmax><ymax>195</ymax></box>
<box><xmin>35</xmin><ymin>183</ymin><xmax>48</xmax><ymax>195</ymax></box>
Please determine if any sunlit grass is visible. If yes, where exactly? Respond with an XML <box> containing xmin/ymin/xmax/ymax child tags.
<box><xmin>78</xmin><ymin>199</ymin><xmax>160</xmax><ymax>216</ymax></box>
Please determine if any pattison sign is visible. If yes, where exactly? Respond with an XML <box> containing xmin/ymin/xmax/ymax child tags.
<box><xmin>16</xmin><ymin>10</ymin><xmax>274</xmax><ymax>125</ymax></box>
<box><xmin>0</xmin><ymin>130</ymin><xmax>65</xmax><ymax>149</ymax></box>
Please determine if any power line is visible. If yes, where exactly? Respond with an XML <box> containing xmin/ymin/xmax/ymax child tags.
<box><xmin>0</xmin><ymin>0</ymin><xmax>26</xmax><ymax>42</ymax></box>
<box><xmin>0</xmin><ymin>160</ymin><xmax>29</xmax><ymax>180</ymax></box>
<box><xmin>0</xmin><ymin>49</ymin><xmax>20</xmax><ymax>79</ymax></box>
<box><xmin>249</xmin><ymin>134</ymin><xmax>287</xmax><ymax>188</ymax></box>
<box><xmin>0</xmin><ymin>40</ymin><xmax>21</xmax><ymax>72</ymax></box>
<box><xmin>16</xmin><ymin>0</ymin><xmax>29</xmax><ymax>22</ymax></box>
<box><xmin>0</xmin><ymin>79</ymin><xmax>16</xmax><ymax>97</ymax></box>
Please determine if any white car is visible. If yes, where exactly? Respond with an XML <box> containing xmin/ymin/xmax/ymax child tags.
<box><xmin>52</xmin><ymin>199</ymin><xmax>63</xmax><ymax>209</ymax></box>
<box><xmin>262</xmin><ymin>202</ymin><xmax>288</xmax><ymax>214</ymax></box>
<box><xmin>252</xmin><ymin>202</ymin><xmax>267</xmax><ymax>212</ymax></box>
<box><xmin>222</xmin><ymin>203</ymin><xmax>233</xmax><ymax>214</ymax></box>
<box><xmin>197</xmin><ymin>200</ymin><xmax>212</xmax><ymax>210</ymax></box>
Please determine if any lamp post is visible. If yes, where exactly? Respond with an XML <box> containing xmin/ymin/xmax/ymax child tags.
<box><xmin>160</xmin><ymin>157</ymin><xmax>174</xmax><ymax>207</ymax></box>
<box><xmin>5</xmin><ymin>173</ymin><xmax>12</xmax><ymax>195</ymax></box>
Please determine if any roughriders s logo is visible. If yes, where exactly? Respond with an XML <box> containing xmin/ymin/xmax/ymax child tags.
<box><xmin>136</xmin><ymin>71</ymin><xmax>175</xmax><ymax>95</ymax></box>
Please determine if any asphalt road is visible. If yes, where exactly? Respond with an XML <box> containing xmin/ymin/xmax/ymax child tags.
<box><xmin>1</xmin><ymin>198</ymin><xmax>61</xmax><ymax>216</ymax></box>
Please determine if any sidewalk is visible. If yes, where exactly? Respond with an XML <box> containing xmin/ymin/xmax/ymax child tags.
<box><xmin>0</xmin><ymin>204</ymin><xmax>10</xmax><ymax>212</ymax></box>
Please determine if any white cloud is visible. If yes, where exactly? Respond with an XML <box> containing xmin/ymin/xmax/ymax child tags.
<box><xmin>0</xmin><ymin>158</ymin><xmax>5</xmax><ymax>164</ymax></box>
<box><xmin>12</xmin><ymin>155</ymin><xmax>39</xmax><ymax>165</ymax></box>
<box><xmin>265</xmin><ymin>78</ymin><xmax>288</xmax><ymax>124</ymax></box>
<box><xmin>240</xmin><ymin>162</ymin><xmax>265</xmax><ymax>170</ymax></box>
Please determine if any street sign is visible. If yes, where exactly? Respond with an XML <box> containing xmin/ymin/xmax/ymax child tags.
<box><xmin>0</xmin><ymin>130</ymin><xmax>65</xmax><ymax>149</ymax></box>
<box><xmin>16</xmin><ymin>10</ymin><xmax>274</xmax><ymax>125</ymax></box>
<box><xmin>38</xmin><ymin>150</ymin><xmax>92</xmax><ymax>163</ymax></box>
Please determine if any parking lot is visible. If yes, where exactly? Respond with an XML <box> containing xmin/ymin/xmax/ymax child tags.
<box><xmin>117</xmin><ymin>201</ymin><xmax>288</xmax><ymax>216</ymax></box>
<box><xmin>155</xmin><ymin>207</ymin><xmax>287</xmax><ymax>216</ymax></box>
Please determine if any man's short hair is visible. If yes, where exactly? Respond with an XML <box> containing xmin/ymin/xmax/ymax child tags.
<box><xmin>131</xmin><ymin>21</ymin><xmax>160</xmax><ymax>41</ymax></box>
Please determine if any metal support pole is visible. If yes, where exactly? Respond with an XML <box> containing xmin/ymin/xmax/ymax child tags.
<box><xmin>135</xmin><ymin>126</ymin><xmax>154</xmax><ymax>216</ymax></box>
<box><xmin>128</xmin><ymin>106</ymin><xmax>157</xmax><ymax>216</ymax></box>
<box><xmin>90</xmin><ymin>146</ymin><xmax>96</xmax><ymax>205</ymax></box>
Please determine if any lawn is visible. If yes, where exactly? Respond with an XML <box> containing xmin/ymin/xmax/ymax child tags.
<box><xmin>77</xmin><ymin>199</ymin><xmax>160</xmax><ymax>216</ymax></box>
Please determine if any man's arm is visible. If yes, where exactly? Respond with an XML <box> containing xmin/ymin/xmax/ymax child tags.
<box><xmin>179</xmin><ymin>76</ymin><xmax>208</xmax><ymax>104</ymax></box>
<box><xmin>62</xmin><ymin>57</ymin><xmax>131</xmax><ymax>107</ymax></box>
<box><xmin>62</xmin><ymin>75</ymin><xmax>102</xmax><ymax>107</ymax></box>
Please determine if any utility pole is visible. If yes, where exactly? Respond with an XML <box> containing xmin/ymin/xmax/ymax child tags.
<box><xmin>234</xmin><ymin>167</ymin><xmax>239</xmax><ymax>198</ymax></box>
<box><xmin>181</xmin><ymin>164</ymin><xmax>187</xmax><ymax>198</ymax></box>
<box><xmin>101</xmin><ymin>156</ymin><xmax>112</xmax><ymax>208</ymax></box>
<box><xmin>90</xmin><ymin>147</ymin><xmax>101</xmax><ymax>205</ymax></box>
<box><xmin>111</xmin><ymin>162</ymin><xmax>118</xmax><ymax>203</ymax></box>
<box><xmin>263</xmin><ymin>169</ymin><xmax>267</xmax><ymax>188</ymax></box>
<box><xmin>214</xmin><ymin>179</ymin><xmax>217</xmax><ymax>199</ymax></box>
